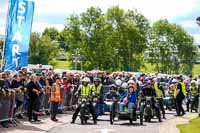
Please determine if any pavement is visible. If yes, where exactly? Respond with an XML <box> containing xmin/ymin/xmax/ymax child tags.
<box><xmin>0</xmin><ymin>111</ymin><xmax>198</xmax><ymax>133</ymax></box>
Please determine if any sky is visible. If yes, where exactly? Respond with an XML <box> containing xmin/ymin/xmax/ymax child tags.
<box><xmin>0</xmin><ymin>0</ymin><xmax>200</xmax><ymax>45</ymax></box>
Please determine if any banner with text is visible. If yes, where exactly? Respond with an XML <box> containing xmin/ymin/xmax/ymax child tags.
<box><xmin>4</xmin><ymin>0</ymin><xmax>35</xmax><ymax>70</ymax></box>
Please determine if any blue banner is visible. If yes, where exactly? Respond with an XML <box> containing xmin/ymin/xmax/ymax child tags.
<box><xmin>4</xmin><ymin>0</ymin><xmax>35</xmax><ymax>71</ymax></box>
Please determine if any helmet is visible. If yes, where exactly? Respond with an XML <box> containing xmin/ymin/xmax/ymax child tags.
<box><xmin>147</xmin><ymin>80</ymin><xmax>151</xmax><ymax>84</ymax></box>
<box><xmin>171</xmin><ymin>79</ymin><xmax>178</xmax><ymax>83</ymax></box>
<box><xmin>121</xmin><ymin>82</ymin><xmax>128</xmax><ymax>89</ymax></box>
<box><xmin>191</xmin><ymin>80</ymin><xmax>196</xmax><ymax>85</ymax></box>
<box><xmin>128</xmin><ymin>80</ymin><xmax>135</xmax><ymax>85</ymax></box>
<box><xmin>94</xmin><ymin>77</ymin><xmax>101</xmax><ymax>82</ymax></box>
<box><xmin>128</xmin><ymin>84</ymin><xmax>134</xmax><ymax>88</ymax></box>
<box><xmin>153</xmin><ymin>78</ymin><xmax>157</xmax><ymax>82</ymax></box>
<box><xmin>115</xmin><ymin>79</ymin><xmax>122</xmax><ymax>86</ymax></box>
<box><xmin>82</xmin><ymin>77</ymin><xmax>90</xmax><ymax>83</ymax></box>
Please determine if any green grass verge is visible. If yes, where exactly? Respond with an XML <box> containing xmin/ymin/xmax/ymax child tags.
<box><xmin>54</xmin><ymin>60</ymin><xmax>72</xmax><ymax>69</ymax></box>
<box><xmin>193</xmin><ymin>64</ymin><xmax>200</xmax><ymax>75</ymax></box>
<box><xmin>177</xmin><ymin>117</ymin><xmax>200</xmax><ymax>133</ymax></box>
<box><xmin>54</xmin><ymin>61</ymin><xmax>200</xmax><ymax>76</ymax></box>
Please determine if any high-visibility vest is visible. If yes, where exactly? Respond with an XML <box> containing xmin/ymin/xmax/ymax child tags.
<box><xmin>174</xmin><ymin>82</ymin><xmax>187</xmax><ymax>97</ymax></box>
<box><xmin>154</xmin><ymin>82</ymin><xmax>163</xmax><ymax>98</ymax></box>
<box><xmin>180</xmin><ymin>82</ymin><xmax>187</xmax><ymax>97</ymax></box>
<box><xmin>80</xmin><ymin>85</ymin><xmax>91</xmax><ymax>97</ymax></box>
<box><xmin>190</xmin><ymin>86</ymin><xmax>198</xmax><ymax>95</ymax></box>
<box><xmin>93</xmin><ymin>84</ymin><xmax>102</xmax><ymax>94</ymax></box>
<box><xmin>93</xmin><ymin>84</ymin><xmax>102</xmax><ymax>101</ymax></box>
<box><xmin>50</xmin><ymin>83</ymin><xmax>61</xmax><ymax>102</ymax></box>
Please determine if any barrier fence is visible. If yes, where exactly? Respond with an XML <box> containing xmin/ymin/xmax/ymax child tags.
<box><xmin>0</xmin><ymin>90</ymin><xmax>16</xmax><ymax>125</ymax></box>
<box><xmin>0</xmin><ymin>85</ymin><xmax>131</xmax><ymax>127</ymax></box>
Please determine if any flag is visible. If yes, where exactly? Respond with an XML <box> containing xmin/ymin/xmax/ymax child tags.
<box><xmin>4</xmin><ymin>0</ymin><xmax>35</xmax><ymax>71</ymax></box>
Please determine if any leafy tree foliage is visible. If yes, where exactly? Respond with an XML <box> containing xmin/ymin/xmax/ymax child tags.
<box><xmin>63</xmin><ymin>6</ymin><xmax>150</xmax><ymax>71</ymax></box>
<box><xmin>148</xmin><ymin>20</ymin><xmax>197</xmax><ymax>74</ymax></box>
<box><xmin>28</xmin><ymin>32</ymin><xmax>58</xmax><ymax>65</ymax></box>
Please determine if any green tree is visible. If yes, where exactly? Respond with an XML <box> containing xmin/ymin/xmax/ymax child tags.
<box><xmin>149</xmin><ymin>20</ymin><xmax>197</xmax><ymax>74</ymax></box>
<box><xmin>42</xmin><ymin>27</ymin><xmax>59</xmax><ymax>40</ymax></box>
<box><xmin>29</xmin><ymin>32</ymin><xmax>58</xmax><ymax>65</ymax></box>
<box><xmin>106</xmin><ymin>6</ymin><xmax>149</xmax><ymax>71</ymax></box>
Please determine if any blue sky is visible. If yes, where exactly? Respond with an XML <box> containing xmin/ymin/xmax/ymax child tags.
<box><xmin>0</xmin><ymin>0</ymin><xmax>200</xmax><ymax>45</ymax></box>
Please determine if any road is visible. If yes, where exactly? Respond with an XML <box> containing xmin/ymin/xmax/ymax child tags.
<box><xmin>47</xmin><ymin>111</ymin><xmax>176</xmax><ymax>133</ymax></box>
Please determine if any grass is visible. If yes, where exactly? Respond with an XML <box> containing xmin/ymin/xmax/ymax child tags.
<box><xmin>53</xmin><ymin>61</ymin><xmax>200</xmax><ymax>76</ymax></box>
<box><xmin>54</xmin><ymin>60</ymin><xmax>72</xmax><ymax>69</ymax></box>
<box><xmin>193</xmin><ymin>64</ymin><xmax>200</xmax><ymax>75</ymax></box>
<box><xmin>177</xmin><ymin>117</ymin><xmax>200</xmax><ymax>133</ymax></box>
<box><xmin>140</xmin><ymin>63</ymin><xmax>200</xmax><ymax>76</ymax></box>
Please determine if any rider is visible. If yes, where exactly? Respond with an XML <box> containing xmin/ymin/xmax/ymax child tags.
<box><xmin>187</xmin><ymin>80</ymin><xmax>199</xmax><ymax>112</ymax></box>
<box><xmin>119</xmin><ymin>82</ymin><xmax>128</xmax><ymax>102</ymax></box>
<box><xmin>92</xmin><ymin>77</ymin><xmax>104</xmax><ymax>116</ymax></box>
<box><xmin>174</xmin><ymin>76</ymin><xmax>186</xmax><ymax>116</ymax></box>
<box><xmin>153</xmin><ymin>78</ymin><xmax>166</xmax><ymax>119</ymax></box>
<box><xmin>140</xmin><ymin>80</ymin><xmax>162</xmax><ymax>122</ymax></box>
<box><xmin>119</xmin><ymin>84</ymin><xmax>137</xmax><ymax>114</ymax></box>
<box><xmin>105</xmin><ymin>84</ymin><xmax>119</xmax><ymax>100</ymax></box>
<box><xmin>92</xmin><ymin>77</ymin><xmax>103</xmax><ymax>103</ymax></box>
<box><xmin>71</xmin><ymin>77</ymin><xmax>97</xmax><ymax>124</ymax></box>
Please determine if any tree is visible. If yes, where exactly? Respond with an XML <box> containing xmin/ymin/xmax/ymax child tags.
<box><xmin>63</xmin><ymin>6</ymin><xmax>150</xmax><ymax>71</ymax></box>
<box><xmin>106</xmin><ymin>6</ymin><xmax>149</xmax><ymax>71</ymax></box>
<box><xmin>29</xmin><ymin>32</ymin><xmax>58</xmax><ymax>65</ymax></box>
<box><xmin>42</xmin><ymin>27</ymin><xmax>59</xmax><ymax>40</ymax></box>
<box><xmin>149</xmin><ymin>20</ymin><xmax>197</xmax><ymax>74</ymax></box>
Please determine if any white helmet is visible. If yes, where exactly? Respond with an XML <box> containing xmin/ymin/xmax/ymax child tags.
<box><xmin>121</xmin><ymin>82</ymin><xmax>128</xmax><ymax>89</ymax></box>
<box><xmin>191</xmin><ymin>80</ymin><xmax>196</xmax><ymax>85</ymax></box>
<box><xmin>128</xmin><ymin>80</ymin><xmax>135</xmax><ymax>85</ymax></box>
<box><xmin>82</xmin><ymin>77</ymin><xmax>90</xmax><ymax>83</ymax></box>
<box><xmin>115</xmin><ymin>79</ymin><xmax>122</xmax><ymax>86</ymax></box>
<box><xmin>153</xmin><ymin>78</ymin><xmax>157</xmax><ymax>82</ymax></box>
<box><xmin>172</xmin><ymin>79</ymin><xmax>178</xmax><ymax>83</ymax></box>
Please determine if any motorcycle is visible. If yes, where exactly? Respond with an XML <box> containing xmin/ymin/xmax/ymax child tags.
<box><xmin>79</xmin><ymin>95</ymin><xmax>92</xmax><ymax>125</ymax></box>
<box><xmin>144</xmin><ymin>96</ymin><xmax>157</xmax><ymax>122</ymax></box>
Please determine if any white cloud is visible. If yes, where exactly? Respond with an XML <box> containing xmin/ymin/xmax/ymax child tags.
<box><xmin>32</xmin><ymin>22</ymin><xmax>64</xmax><ymax>32</ymax></box>
<box><xmin>34</xmin><ymin>0</ymin><xmax>199</xmax><ymax>22</ymax></box>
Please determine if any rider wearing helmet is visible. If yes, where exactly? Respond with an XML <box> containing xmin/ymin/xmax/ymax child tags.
<box><xmin>140</xmin><ymin>80</ymin><xmax>162</xmax><ymax>122</ymax></box>
<box><xmin>105</xmin><ymin>84</ymin><xmax>119</xmax><ymax>100</ymax></box>
<box><xmin>119</xmin><ymin>84</ymin><xmax>137</xmax><ymax>113</ymax></box>
<box><xmin>152</xmin><ymin>78</ymin><xmax>166</xmax><ymax>119</ymax></box>
<box><xmin>119</xmin><ymin>82</ymin><xmax>129</xmax><ymax>102</ymax></box>
<box><xmin>174</xmin><ymin>76</ymin><xmax>186</xmax><ymax>116</ymax></box>
<box><xmin>186</xmin><ymin>80</ymin><xmax>199</xmax><ymax>112</ymax></box>
<box><xmin>92</xmin><ymin>77</ymin><xmax>104</xmax><ymax>117</ymax></box>
<box><xmin>71</xmin><ymin>77</ymin><xmax>97</xmax><ymax>124</ymax></box>
<box><xmin>92</xmin><ymin>78</ymin><xmax>103</xmax><ymax>103</ymax></box>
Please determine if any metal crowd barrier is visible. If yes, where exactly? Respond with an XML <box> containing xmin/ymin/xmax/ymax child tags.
<box><xmin>0</xmin><ymin>90</ymin><xmax>16</xmax><ymax>126</ymax></box>
<box><xmin>0</xmin><ymin>84</ymin><xmax>112</xmax><ymax>128</ymax></box>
